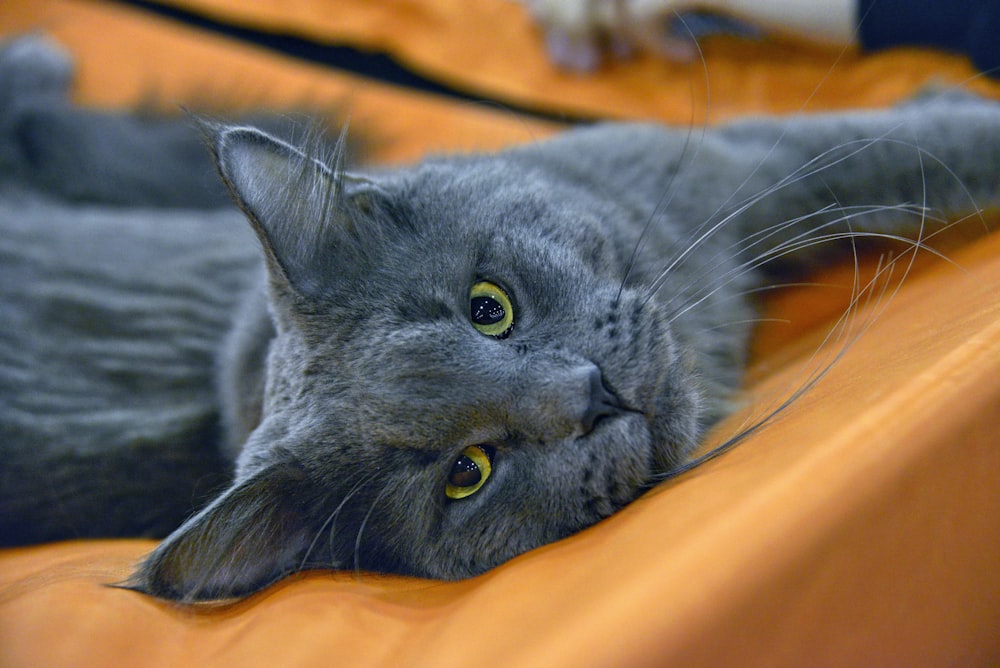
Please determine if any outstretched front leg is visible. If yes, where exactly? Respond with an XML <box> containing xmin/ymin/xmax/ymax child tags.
<box><xmin>713</xmin><ymin>95</ymin><xmax>1000</xmax><ymax>267</ymax></box>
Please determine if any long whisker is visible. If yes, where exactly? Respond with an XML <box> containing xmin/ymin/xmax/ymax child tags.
<box><xmin>656</xmin><ymin>140</ymin><xmax>953</xmax><ymax>480</ymax></box>
<box><xmin>298</xmin><ymin>470</ymin><xmax>378</xmax><ymax>572</ymax></box>
<box><xmin>652</xmin><ymin>199</ymin><xmax>942</xmax><ymax>318</ymax></box>
<box><xmin>618</xmin><ymin>13</ymin><xmax>711</xmax><ymax>303</ymax></box>
<box><xmin>647</xmin><ymin>143</ymin><xmax>878</xmax><ymax>300</ymax></box>
<box><xmin>654</xmin><ymin>248</ymin><xmax>898</xmax><ymax>482</ymax></box>
<box><xmin>697</xmin><ymin>317</ymin><xmax>792</xmax><ymax>332</ymax></box>
<box><xmin>663</xmin><ymin>227</ymin><xmax>954</xmax><ymax>328</ymax></box>
<box><xmin>650</xmin><ymin>131</ymin><xmax>989</xmax><ymax>306</ymax></box>
<box><xmin>648</xmin><ymin>134</ymin><xmax>918</xmax><ymax>300</ymax></box>
<box><xmin>719</xmin><ymin>280</ymin><xmax>846</xmax><ymax>300</ymax></box>
<box><xmin>651</xmin><ymin>127</ymin><xmax>985</xmax><ymax>314</ymax></box>
<box><xmin>351</xmin><ymin>478</ymin><xmax>408</xmax><ymax>580</ymax></box>
<box><xmin>652</xmin><ymin>202</ymin><xmax>932</xmax><ymax>307</ymax></box>
<box><xmin>662</xmin><ymin>0</ymin><xmax>872</xmax><ymax>253</ymax></box>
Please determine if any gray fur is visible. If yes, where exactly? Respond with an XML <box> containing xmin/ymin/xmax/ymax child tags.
<box><xmin>0</xmin><ymin>37</ymin><xmax>996</xmax><ymax>601</ymax></box>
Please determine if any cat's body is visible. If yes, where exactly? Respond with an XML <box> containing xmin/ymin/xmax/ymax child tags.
<box><xmin>1</xmin><ymin>38</ymin><xmax>997</xmax><ymax>601</ymax></box>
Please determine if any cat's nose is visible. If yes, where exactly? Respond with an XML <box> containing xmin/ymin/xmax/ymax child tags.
<box><xmin>513</xmin><ymin>361</ymin><xmax>624</xmax><ymax>442</ymax></box>
<box><xmin>549</xmin><ymin>363</ymin><xmax>623</xmax><ymax>440</ymax></box>
<box><xmin>580</xmin><ymin>365</ymin><xmax>622</xmax><ymax>435</ymax></box>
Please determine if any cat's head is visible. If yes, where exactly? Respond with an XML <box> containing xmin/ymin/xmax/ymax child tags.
<box><xmin>130</xmin><ymin>125</ymin><xmax>702</xmax><ymax>601</ymax></box>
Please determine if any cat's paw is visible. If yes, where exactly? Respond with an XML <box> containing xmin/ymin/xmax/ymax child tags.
<box><xmin>0</xmin><ymin>35</ymin><xmax>74</xmax><ymax>110</ymax></box>
<box><xmin>898</xmin><ymin>83</ymin><xmax>995</xmax><ymax>109</ymax></box>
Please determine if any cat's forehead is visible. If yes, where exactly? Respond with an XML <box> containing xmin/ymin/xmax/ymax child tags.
<box><xmin>387</xmin><ymin>155</ymin><xmax>579</xmax><ymax>217</ymax></box>
<box><xmin>370</xmin><ymin>157</ymin><xmax>612</xmax><ymax>257</ymax></box>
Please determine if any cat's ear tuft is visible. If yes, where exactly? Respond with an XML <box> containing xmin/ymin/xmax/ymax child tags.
<box><xmin>123</xmin><ymin>463</ymin><xmax>316</xmax><ymax>602</ymax></box>
<box><xmin>211</xmin><ymin>125</ymin><xmax>351</xmax><ymax>297</ymax></box>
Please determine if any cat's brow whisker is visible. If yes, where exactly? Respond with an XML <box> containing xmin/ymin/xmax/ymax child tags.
<box><xmin>618</xmin><ymin>115</ymin><xmax>705</xmax><ymax>302</ymax></box>
<box><xmin>664</xmin><ymin>0</ymin><xmax>859</xmax><ymax>273</ymax></box>
<box><xmin>618</xmin><ymin>26</ymin><xmax>711</xmax><ymax>303</ymax></box>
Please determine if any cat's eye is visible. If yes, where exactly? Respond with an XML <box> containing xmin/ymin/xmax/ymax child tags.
<box><xmin>470</xmin><ymin>281</ymin><xmax>514</xmax><ymax>338</ymax></box>
<box><xmin>445</xmin><ymin>445</ymin><xmax>494</xmax><ymax>499</ymax></box>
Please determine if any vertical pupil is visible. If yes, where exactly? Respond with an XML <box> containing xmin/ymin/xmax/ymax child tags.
<box><xmin>471</xmin><ymin>296</ymin><xmax>504</xmax><ymax>325</ymax></box>
<box><xmin>449</xmin><ymin>455</ymin><xmax>482</xmax><ymax>487</ymax></box>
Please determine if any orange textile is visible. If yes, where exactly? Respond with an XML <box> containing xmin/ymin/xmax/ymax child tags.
<box><xmin>1</xmin><ymin>1</ymin><xmax>999</xmax><ymax>666</ymax></box>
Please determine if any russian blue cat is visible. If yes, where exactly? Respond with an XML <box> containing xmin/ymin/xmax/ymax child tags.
<box><xmin>1</xmin><ymin>37</ymin><xmax>997</xmax><ymax>601</ymax></box>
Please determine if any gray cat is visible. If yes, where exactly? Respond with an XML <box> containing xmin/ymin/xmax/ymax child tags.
<box><xmin>1</xmin><ymin>37</ymin><xmax>997</xmax><ymax>602</ymax></box>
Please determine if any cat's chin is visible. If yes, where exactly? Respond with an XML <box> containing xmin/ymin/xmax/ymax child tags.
<box><xmin>572</xmin><ymin>410</ymin><xmax>659</xmax><ymax>511</ymax></box>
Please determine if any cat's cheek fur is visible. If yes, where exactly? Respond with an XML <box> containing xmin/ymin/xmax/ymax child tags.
<box><xmin>406</xmin><ymin>413</ymin><xmax>655</xmax><ymax>579</ymax></box>
<box><xmin>649</xmin><ymin>350</ymin><xmax>704</xmax><ymax>468</ymax></box>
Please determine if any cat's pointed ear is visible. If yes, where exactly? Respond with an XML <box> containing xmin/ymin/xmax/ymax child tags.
<box><xmin>209</xmin><ymin>124</ymin><xmax>367</xmax><ymax>298</ymax></box>
<box><xmin>125</xmin><ymin>463</ymin><xmax>317</xmax><ymax>602</ymax></box>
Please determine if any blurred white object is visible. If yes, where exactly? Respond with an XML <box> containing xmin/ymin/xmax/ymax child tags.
<box><xmin>519</xmin><ymin>0</ymin><xmax>855</xmax><ymax>71</ymax></box>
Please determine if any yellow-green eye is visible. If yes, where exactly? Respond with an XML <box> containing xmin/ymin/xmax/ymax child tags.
<box><xmin>445</xmin><ymin>445</ymin><xmax>494</xmax><ymax>499</ymax></box>
<box><xmin>470</xmin><ymin>281</ymin><xmax>514</xmax><ymax>338</ymax></box>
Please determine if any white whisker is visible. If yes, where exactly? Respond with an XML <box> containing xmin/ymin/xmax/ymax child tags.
<box><xmin>618</xmin><ymin>21</ymin><xmax>712</xmax><ymax>303</ymax></box>
<box><xmin>298</xmin><ymin>471</ymin><xmax>377</xmax><ymax>572</ymax></box>
<box><xmin>697</xmin><ymin>317</ymin><xmax>792</xmax><ymax>333</ymax></box>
